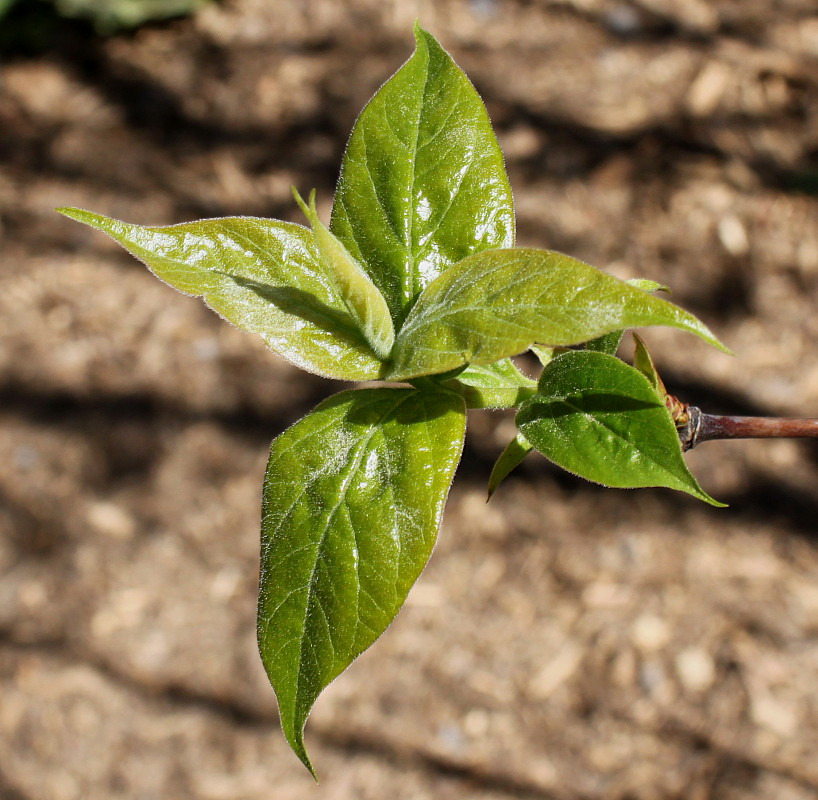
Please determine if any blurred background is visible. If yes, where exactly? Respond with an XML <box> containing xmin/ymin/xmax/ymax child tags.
<box><xmin>2</xmin><ymin>0</ymin><xmax>818</xmax><ymax>797</ymax></box>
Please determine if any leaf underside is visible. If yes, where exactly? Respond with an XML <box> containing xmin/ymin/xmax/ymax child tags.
<box><xmin>258</xmin><ymin>387</ymin><xmax>466</xmax><ymax>775</ymax></box>
<box><xmin>454</xmin><ymin>358</ymin><xmax>536</xmax><ymax>409</ymax></box>
<box><xmin>487</xmin><ymin>432</ymin><xmax>533</xmax><ymax>498</ymax></box>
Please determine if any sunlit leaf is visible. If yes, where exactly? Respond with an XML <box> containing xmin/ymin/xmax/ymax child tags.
<box><xmin>517</xmin><ymin>350</ymin><xmax>723</xmax><ymax>505</ymax></box>
<box><xmin>330</xmin><ymin>23</ymin><xmax>514</xmax><ymax>324</ymax></box>
<box><xmin>294</xmin><ymin>188</ymin><xmax>394</xmax><ymax>359</ymax></box>
<box><xmin>57</xmin><ymin>207</ymin><xmax>384</xmax><ymax>380</ymax></box>
<box><xmin>388</xmin><ymin>248</ymin><xmax>729</xmax><ymax>380</ymax></box>
<box><xmin>584</xmin><ymin>277</ymin><xmax>671</xmax><ymax>355</ymax></box>
<box><xmin>258</xmin><ymin>387</ymin><xmax>466</xmax><ymax>775</ymax></box>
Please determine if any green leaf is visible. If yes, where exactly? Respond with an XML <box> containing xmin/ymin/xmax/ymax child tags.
<box><xmin>388</xmin><ymin>248</ymin><xmax>730</xmax><ymax>380</ymax></box>
<box><xmin>632</xmin><ymin>333</ymin><xmax>663</xmax><ymax>393</ymax></box>
<box><xmin>584</xmin><ymin>331</ymin><xmax>623</xmax><ymax>356</ymax></box>
<box><xmin>57</xmin><ymin>207</ymin><xmax>384</xmax><ymax>381</ymax></box>
<box><xmin>584</xmin><ymin>278</ymin><xmax>671</xmax><ymax>355</ymax></box>
<box><xmin>258</xmin><ymin>387</ymin><xmax>466</xmax><ymax>776</ymax></box>
<box><xmin>54</xmin><ymin>0</ymin><xmax>209</xmax><ymax>33</ymax></box>
<box><xmin>516</xmin><ymin>351</ymin><xmax>723</xmax><ymax>505</ymax></box>
<box><xmin>293</xmin><ymin>188</ymin><xmax>394</xmax><ymax>359</ymax></box>
<box><xmin>626</xmin><ymin>278</ymin><xmax>670</xmax><ymax>294</ymax></box>
<box><xmin>0</xmin><ymin>0</ymin><xmax>19</xmax><ymax>18</ymax></box>
<box><xmin>330</xmin><ymin>23</ymin><xmax>514</xmax><ymax>324</ymax></box>
<box><xmin>530</xmin><ymin>345</ymin><xmax>556</xmax><ymax>366</ymax></box>
<box><xmin>453</xmin><ymin>359</ymin><xmax>536</xmax><ymax>409</ymax></box>
<box><xmin>487</xmin><ymin>432</ymin><xmax>533</xmax><ymax>498</ymax></box>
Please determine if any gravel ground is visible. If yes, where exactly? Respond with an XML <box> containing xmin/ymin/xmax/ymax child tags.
<box><xmin>2</xmin><ymin>1</ymin><xmax>818</xmax><ymax>798</ymax></box>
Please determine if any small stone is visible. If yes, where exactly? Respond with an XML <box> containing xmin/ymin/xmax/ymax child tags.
<box><xmin>86</xmin><ymin>501</ymin><xmax>136</xmax><ymax>539</ymax></box>
<box><xmin>675</xmin><ymin>647</ymin><xmax>716</xmax><ymax>692</ymax></box>
<box><xmin>717</xmin><ymin>215</ymin><xmax>750</xmax><ymax>257</ymax></box>
<box><xmin>632</xmin><ymin>614</ymin><xmax>671</xmax><ymax>651</ymax></box>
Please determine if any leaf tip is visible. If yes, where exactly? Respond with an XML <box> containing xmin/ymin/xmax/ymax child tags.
<box><xmin>700</xmin><ymin>492</ymin><xmax>728</xmax><ymax>509</ymax></box>
<box><xmin>56</xmin><ymin>206</ymin><xmax>88</xmax><ymax>223</ymax></box>
<box><xmin>710</xmin><ymin>337</ymin><xmax>735</xmax><ymax>357</ymax></box>
<box><xmin>282</xmin><ymin>716</ymin><xmax>319</xmax><ymax>781</ymax></box>
<box><xmin>291</xmin><ymin>186</ymin><xmax>311</xmax><ymax>221</ymax></box>
<box><xmin>696</xmin><ymin>324</ymin><xmax>733</xmax><ymax>356</ymax></box>
<box><xmin>411</xmin><ymin>19</ymin><xmax>437</xmax><ymax>54</ymax></box>
<box><xmin>55</xmin><ymin>206</ymin><xmax>116</xmax><ymax>234</ymax></box>
<box><xmin>682</xmin><ymin>318</ymin><xmax>733</xmax><ymax>357</ymax></box>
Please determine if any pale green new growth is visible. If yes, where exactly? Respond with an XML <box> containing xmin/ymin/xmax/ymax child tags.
<box><xmin>59</xmin><ymin>24</ymin><xmax>730</xmax><ymax>779</ymax></box>
<box><xmin>56</xmin><ymin>207</ymin><xmax>385</xmax><ymax>381</ymax></box>
<box><xmin>487</xmin><ymin>433</ymin><xmax>534</xmax><ymax>499</ymax></box>
<box><xmin>293</xmin><ymin>188</ymin><xmax>394</xmax><ymax>360</ymax></box>
<box><xmin>388</xmin><ymin>248</ymin><xmax>729</xmax><ymax>381</ymax></box>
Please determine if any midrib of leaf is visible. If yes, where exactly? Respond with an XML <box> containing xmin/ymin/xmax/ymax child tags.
<box><xmin>360</xmin><ymin>127</ymin><xmax>404</xmax><ymax>246</ymax></box>
<box><xmin>405</xmin><ymin>47</ymin><xmax>432</xmax><ymax>304</ymax></box>
<box><xmin>552</xmin><ymin>394</ymin><xmax>690</xmax><ymax>489</ymax></box>
<box><xmin>416</xmin><ymin>97</ymin><xmax>477</xmax><ymax>255</ymax></box>
<box><xmin>222</xmin><ymin>223</ymin><xmax>329</xmax><ymax>292</ymax></box>
<box><xmin>291</xmin><ymin>392</ymin><xmax>412</xmax><ymax>727</ymax></box>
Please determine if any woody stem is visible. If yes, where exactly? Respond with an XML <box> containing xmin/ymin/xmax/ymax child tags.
<box><xmin>678</xmin><ymin>408</ymin><xmax>818</xmax><ymax>451</ymax></box>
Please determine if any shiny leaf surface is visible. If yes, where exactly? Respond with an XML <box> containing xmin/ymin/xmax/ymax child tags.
<box><xmin>517</xmin><ymin>351</ymin><xmax>723</xmax><ymax>505</ymax></box>
<box><xmin>294</xmin><ymin>189</ymin><xmax>394</xmax><ymax>359</ymax></box>
<box><xmin>584</xmin><ymin>278</ymin><xmax>671</xmax><ymax>355</ymax></box>
<box><xmin>453</xmin><ymin>358</ymin><xmax>536</xmax><ymax>409</ymax></box>
<box><xmin>330</xmin><ymin>23</ymin><xmax>514</xmax><ymax>323</ymax></box>
<box><xmin>57</xmin><ymin>207</ymin><xmax>384</xmax><ymax>380</ymax></box>
<box><xmin>389</xmin><ymin>248</ymin><xmax>729</xmax><ymax>380</ymax></box>
<box><xmin>258</xmin><ymin>387</ymin><xmax>466</xmax><ymax>775</ymax></box>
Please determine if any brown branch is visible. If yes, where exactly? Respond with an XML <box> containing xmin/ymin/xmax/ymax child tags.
<box><xmin>678</xmin><ymin>406</ymin><xmax>818</xmax><ymax>451</ymax></box>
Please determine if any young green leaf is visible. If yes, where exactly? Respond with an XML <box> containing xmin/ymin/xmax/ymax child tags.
<box><xmin>530</xmin><ymin>344</ymin><xmax>557</xmax><ymax>366</ymax></box>
<box><xmin>453</xmin><ymin>358</ymin><xmax>536</xmax><ymax>409</ymax></box>
<box><xmin>584</xmin><ymin>278</ymin><xmax>671</xmax><ymax>355</ymax></box>
<box><xmin>516</xmin><ymin>350</ymin><xmax>723</xmax><ymax>505</ymax></box>
<box><xmin>388</xmin><ymin>248</ymin><xmax>730</xmax><ymax>381</ymax></box>
<box><xmin>583</xmin><ymin>330</ymin><xmax>624</xmax><ymax>356</ymax></box>
<box><xmin>293</xmin><ymin>189</ymin><xmax>394</xmax><ymax>360</ymax></box>
<box><xmin>487</xmin><ymin>432</ymin><xmax>533</xmax><ymax>499</ymax></box>
<box><xmin>57</xmin><ymin>207</ymin><xmax>384</xmax><ymax>381</ymax></box>
<box><xmin>632</xmin><ymin>333</ymin><xmax>664</xmax><ymax>393</ymax></box>
<box><xmin>258</xmin><ymin>387</ymin><xmax>466</xmax><ymax>776</ymax></box>
<box><xmin>330</xmin><ymin>23</ymin><xmax>515</xmax><ymax>323</ymax></box>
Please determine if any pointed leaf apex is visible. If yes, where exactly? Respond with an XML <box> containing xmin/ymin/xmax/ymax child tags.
<box><xmin>290</xmin><ymin>732</ymin><xmax>318</xmax><ymax>782</ymax></box>
<box><xmin>291</xmin><ymin>187</ymin><xmax>314</xmax><ymax>222</ymax></box>
<box><xmin>56</xmin><ymin>206</ymin><xmax>110</xmax><ymax>229</ymax></box>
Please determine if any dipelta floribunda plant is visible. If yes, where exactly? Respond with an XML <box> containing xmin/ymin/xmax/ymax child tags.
<box><xmin>58</xmin><ymin>24</ymin><xmax>731</xmax><ymax>777</ymax></box>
